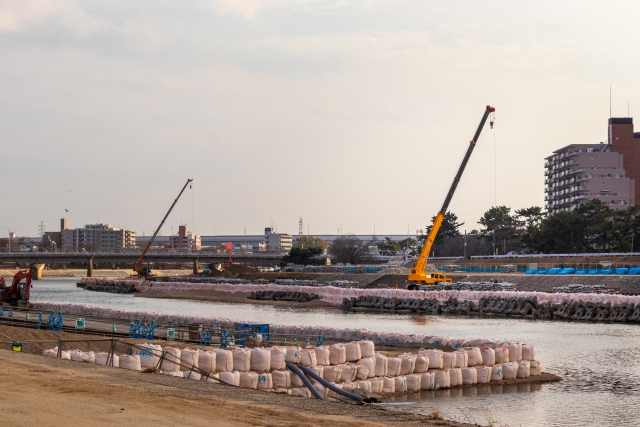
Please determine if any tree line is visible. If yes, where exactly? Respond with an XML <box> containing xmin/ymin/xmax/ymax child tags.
<box><xmin>281</xmin><ymin>198</ymin><xmax>636</xmax><ymax>266</ymax></box>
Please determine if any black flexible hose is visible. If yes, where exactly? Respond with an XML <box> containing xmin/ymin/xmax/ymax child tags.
<box><xmin>294</xmin><ymin>363</ymin><xmax>364</xmax><ymax>403</ymax></box>
<box><xmin>286</xmin><ymin>363</ymin><xmax>324</xmax><ymax>400</ymax></box>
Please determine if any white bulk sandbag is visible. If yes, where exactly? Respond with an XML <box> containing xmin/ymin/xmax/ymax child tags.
<box><xmin>359</xmin><ymin>356</ymin><xmax>376</xmax><ymax>378</ymax></box>
<box><xmin>291</xmin><ymin>370</ymin><xmax>305</xmax><ymax>387</ymax></box>
<box><xmin>420</xmin><ymin>372</ymin><xmax>435</xmax><ymax>390</ymax></box>
<box><xmin>502</xmin><ymin>362</ymin><xmax>518</xmax><ymax>380</ymax></box>
<box><xmin>399</xmin><ymin>353</ymin><xmax>417</xmax><ymax>375</ymax></box>
<box><xmin>382</xmin><ymin>377</ymin><xmax>395</xmax><ymax>393</ymax></box>
<box><xmin>300</xmin><ymin>349</ymin><xmax>317</xmax><ymax>367</ymax></box>
<box><xmin>285</xmin><ymin>346</ymin><xmax>302</xmax><ymax>364</ymax></box>
<box><xmin>355</xmin><ymin>380</ymin><xmax>372</xmax><ymax>392</ymax></box>
<box><xmin>161</xmin><ymin>347</ymin><xmax>182</xmax><ymax>372</ymax></box>
<box><xmin>442</xmin><ymin>352</ymin><xmax>456</xmax><ymax>369</ymax></box>
<box><xmin>250</xmin><ymin>348</ymin><xmax>271</xmax><ymax>372</ymax></box>
<box><xmin>272</xmin><ymin>370</ymin><xmax>291</xmax><ymax>388</ymax></box>
<box><xmin>213</xmin><ymin>348</ymin><xmax>233</xmax><ymax>372</ymax></box>
<box><xmin>461</xmin><ymin>367</ymin><xmax>478</xmax><ymax>385</ymax></box>
<box><xmin>342</xmin><ymin>381</ymin><xmax>359</xmax><ymax>393</ymax></box>
<box><xmin>163</xmin><ymin>370</ymin><xmax>184</xmax><ymax>378</ymax></box>
<box><xmin>356</xmin><ymin>364</ymin><xmax>369</xmax><ymax>380</ymax></box>
<box><xmin>270</xmin><ymin>346</ymin><xmax>286</xmax><ymax>370</ymax></box>
<box><xmin>292</xmin><ymin>387</ymin><xmax>312</xmax><ymax>398</ymax></box>
<box><xmin>454</xmin><ymin>351</ymin><xmax>468</xmax><ymax>368</ymax></box>
<box><xmin>369</xmin><ymin>378</ymin><xmax>384</xmax><ymax>393</ymax></box>
<box><xmin>420</xmin><ymin>349</ymin><xmax>443</xmax><ymax>370</ymax></box>
<box><xmin>313</xmin><ymin>382</ymin><xmax>329</xmax><ymax>398</ymax></box>
<box><xmin>490</xmin><ymin>364</ymin><xmax>503</xmax><ymax>381</ymax></box>
<box><xmin>61</xmin><ymin>351</ymin><xmax>71</xmax><ymax>360</ymax></box>
<box><xmin>465</xmin><ymin>347</ymin><xmax>480</xmax><ymax>367</ymax></box>
<box><xmin>517</xmin><ymin>361</ymin><xmax>531</xmax><ymax>379</ymax></box>
<box><xmin>120</xmin><ymin>355</ymin><xmax>142</xmax><ymax>371</ymax></box>
<box><xmin>94</xmin><ymin>352</ymin><xmax>110</xmax><ymax>365</ymax></box>
<box><xmin>313</xmin><ymin>347</ymin><xmax>331</xmax><ymax>366</ymax></box>
<box><xmin>323</xmin><ymin>365</ymin><xmax>342</xmax><ymax>382</ymax></box>
<box><xmin>505</xmin><ymin>343</ymin><xmax>522</xmax><ymax>362</ymax></box>
<box><xmin>480</xmin><ymin>348</ymin><xmax>495</xmax><ymax>366</ymax></box>
<box><xmin>184</xmin><ymin>371</ymin><xmax>202</xmax><ymax>380</ymax></box>
<box><xmin>394</xmin><ymin>376</ymin><xmax>408</xmax><ymax>392</ymax></box>
<box><xmin>339</xmin><ymin>364</ymin><xmax>358</xmax><ymax>382</ymax></box>
<box><xmin>326</xmin><ymin>382</ymin><xmax>343</xmax><ymax>398</ymax></box>
<box><xmin>240</xmin><ymin>371</ymin><xmax>259</xmax><ymax>389</ymax></box>
<box><xmin>199</xmin><ymin>351</ymin><xmax>216</xmax><ymax>373</ymax></box>
<box><xmin>329</xmin><ymin>345</ymin><xmax>347</xmax><ymax>365</ymax></box>
<box><xmin>406</xmin><ymin>374</ymin><xmax>421</xmax><ymax>391</ymax></box>
<box><xmin>139</xmin><ymin>345</ymin><xmax>161</xmax><ymax>369</ymax></box>
<box><xmin>359</xmin><ymin>340</ymin><xmax>375</xmax><ymax>358</ymax></box>
<box><xmin>387</xmin><ymin>357</ymin><xmax>402</xmax><ymax>376</ymax></box>
<box><xmin>374</xmin><ymin>353</ymin><xmax>388</xmax><ymax>377</ymax></box>
<box><xmin>522</xmin><ymin>344</ymin><xmax>536</xmax><ymax>361</ymax></box>
<box><xmin>219</xmin><ymin>370</ymin><xmax>240</xmax><ymax>386</ymax></box>
<box><xmin>345</xmin><ymin>342</ymin><xmax>362</xmax><ymax>361</ymax></box>
<box><xmin>181</xmin><ymin>348</ymin><xmax>199</xmax><ymax>369</ymax></box>
<box><xmin>434</xmin><ymin>369</ymin><xmax>450</xmax><ymax>389</ymax></box>
<box><xmin>111</xmin><ymin>354</ymin><xmax>120</xmax><ymax>368</ymax></box>
<box><xmin>232</xmin><ymin>348</ymin><xmax>251</xmax><ymax>372</ymax></box>
<box><xmin>495</xmin><ymin>347</ymin><xmax>509</xmax><ymax>364</ymax></box>
<box><xmin>530</xmin><ymin>360</ymin><xmax>542</xmax><ymax>376</ymax></box>
<box><xmin>476</xmin><ymin>366</ymin><xmax>491</xmax><ymax>384</ymax></box>
<box><xmin>70</xmin><ymin>350</ymin><xmax>86</xmax><ymax>362</ymax></box>
<box><xmin>449</xmin><ymin>368</ymin><xmax>462</xmax><ymax>387</ymax></box>
<box><xmin>42</xmin><ymin>348</ymin><xmax>57</xmax><ymax>358</ymax></box>
<box><xmin>414</xmin><ymin>355</ymin><xmax>429</xmax><ymax>373</ymax></box>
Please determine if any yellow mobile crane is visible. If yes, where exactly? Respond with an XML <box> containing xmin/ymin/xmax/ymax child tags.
<box><xmin>133</xmin><ymin>178</ymin><xmax>193</xmax><ymax>277</ymax></box>
<box><xmin>407</xmin><ymin>105</ymin><xmax>495</xmax><ymax>289</ymax></box>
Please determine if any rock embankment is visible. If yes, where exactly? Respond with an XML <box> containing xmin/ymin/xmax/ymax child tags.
<box><xmin>77</xmin><ymin>279</ymin><xmax>139</xmax><ymax>294</ymax></box>
<box><xmin>341</xmin><ymin>294</ymin><xmax>640</xmax><ymax>322</ymax></box>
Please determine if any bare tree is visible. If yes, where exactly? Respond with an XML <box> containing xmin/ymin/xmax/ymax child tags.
<box><xmin>328</xmin><ymin>234</ymin><xmax>373</xmax><ymax>264</ymax></box>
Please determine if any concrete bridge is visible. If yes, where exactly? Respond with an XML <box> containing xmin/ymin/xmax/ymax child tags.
<box><xmin>0</xmin><ymin>252</ymin><xmax>284</xmax><ymax>279</ymax></box>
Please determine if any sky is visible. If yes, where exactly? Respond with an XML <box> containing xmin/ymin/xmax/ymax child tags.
<box><xmin>2</xmin><ymin>0</ymin><xmax>640</xmax><ymax>238</ymax></box>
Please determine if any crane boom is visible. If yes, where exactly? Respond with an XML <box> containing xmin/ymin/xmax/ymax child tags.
<box><xmin>409</xmin><ymin>105</ymin><xmax>495</xmax><ymax>285</ymax></box>
<box><xmin>134</xmin><ymin>178</ymin><xmax>193</xmax><ymax>275</ymax></box>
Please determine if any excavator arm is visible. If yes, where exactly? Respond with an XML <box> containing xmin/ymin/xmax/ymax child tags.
<box><xmin>409</xmin><ymin>105</ymin><xmax>495</xmax><ymax>285</ymax></box>
<box><xmin>133</xmin><ymin>178</ymin><xmax>193</xmax><ymax>275</ymax></box>
<box><xmin>1</xmin><ymin>269</ymin><xmax>33</xmax><ymax>305</ymax></box>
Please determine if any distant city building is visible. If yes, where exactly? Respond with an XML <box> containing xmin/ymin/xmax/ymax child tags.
<box><xmin>169</xmin><ymin>225</ymin><xmax>201</xmax><ymax>251</ymax></box>
<box><xmin>545</xmin><ymin>117</ymin><xmax>640</xmax><ymax>215</ymax></box>
<box><xmin>264</xmin><ymin>227</ymin><xmax>292</xmax><ymax>252</ymax></box>
<box><xmin>609</xmin><ymin>117</ymin><xmax>640</xmax><ymax>203</ymax></box>
<box><xmin>62</xmin><ymin>223</ymin><xmax>136</xmax><ymax>251</ymax></box>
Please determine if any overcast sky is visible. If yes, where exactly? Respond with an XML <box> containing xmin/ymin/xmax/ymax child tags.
<box><xmin>2</xmin><ymin>0</ymin><xmax>639</xmax><ymax>237</ymax></box>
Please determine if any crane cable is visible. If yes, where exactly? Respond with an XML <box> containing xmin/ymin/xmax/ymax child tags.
<box><xmin>492</xmin><ymin>110</ymin><xmax>497</xmax><ymax>207</ymax></box>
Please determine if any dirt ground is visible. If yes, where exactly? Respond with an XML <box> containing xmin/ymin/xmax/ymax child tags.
<box><xmin>137</xmin><ymin>289</ymin><xmax>337</xmax><ymax>309</ymax></box>
<box><xmin>0</xmin><ymin>349</ymin><xmax>473</xmax><ymax>427</ymax></box>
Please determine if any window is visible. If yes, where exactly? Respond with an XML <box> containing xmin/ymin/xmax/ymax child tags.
<box><xmin>619</xmin><ymin>200</ymin><xmax>627</xmax><ymax>205</ymax></box>
<box><xmin>601</xmin><ymin>190</ymin><xmax>609</xmax><ymax>195</ymax></box>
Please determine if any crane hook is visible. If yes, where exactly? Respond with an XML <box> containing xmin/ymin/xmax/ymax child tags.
<box><xmin>490</xmin><ymin>120</ymin><xmax>494</xmax><ymax>129</ymax></box>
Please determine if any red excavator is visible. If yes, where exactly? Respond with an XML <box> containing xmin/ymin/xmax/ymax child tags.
<box><xmin>0</xmin><ymin>269</ymin><xmax>33</xmax><ymax>306</ymax></box>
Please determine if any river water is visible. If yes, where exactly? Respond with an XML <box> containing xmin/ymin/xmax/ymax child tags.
<box><xmin>31</xmin><ymin>278</ymin><xmax>640</xmax><ymax>427</ymax></box>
